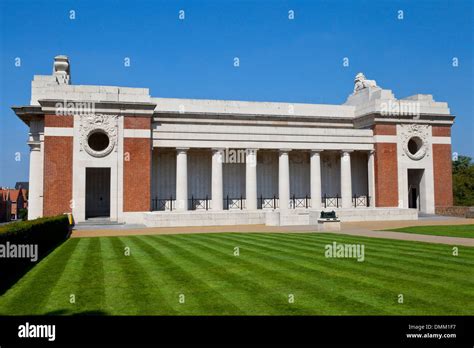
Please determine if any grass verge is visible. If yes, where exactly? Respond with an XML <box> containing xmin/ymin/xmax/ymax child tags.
<box><xmin>0</xmin><ymin>232</ymin><xmax>472</xmax><ymax>315</ymax></box>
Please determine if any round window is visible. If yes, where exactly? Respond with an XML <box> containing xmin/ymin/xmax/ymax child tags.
<box><xmin>407</xmin><ymin>136</ymin><xmax>423</xmax><ymax>155</ymax></box>
<box><xmin>88</xmin><ymin>131</ymin><xmax>110</xmax><ymax>152</ymax></box>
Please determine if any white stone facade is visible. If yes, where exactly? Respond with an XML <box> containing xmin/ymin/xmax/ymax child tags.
<box><xmin>13</xmin><ymin>56</ymin><xmax>455</xmax><ymax>226</ymax></box>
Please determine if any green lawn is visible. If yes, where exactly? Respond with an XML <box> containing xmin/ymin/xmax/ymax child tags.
<box><xmin>384</xmin><ymin>224</ymin><xmax>474</xmax><ymax>238</ymax></box>
<box><xmin>0</xmin><ymin>232</ymin><xmax>472</xmax><ymax>315</ymax></box>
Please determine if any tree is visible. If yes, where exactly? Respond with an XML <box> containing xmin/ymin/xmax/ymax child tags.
<box><xmin>452</xmin><ymin>155</ymin><xmax>474</xmax><ymax>206</ymax></box>
<box><xmin>18</xmin><ymin>208</ymin><xmax>28</xmax><ymax>221</ymax></box>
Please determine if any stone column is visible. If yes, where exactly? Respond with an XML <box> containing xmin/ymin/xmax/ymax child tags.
<box><xmin>279</xmin><ymin>149</ymin><xmax>291</xmax><ymax>210</ymax></box>
<box><xmin>176</xmin><ymin>148</ymin><xmax>189</xmax><ymax>211</ymax></box>
<box><xmin>212</xmin><ymin>148</ymin><xmax>223</xmax><ymax>210</ymax></box>
<box><xmin>367</xmin><ymin>149</ymin><xmax>376</xmax><ymax>207</ymax></box>
<box><xmin>245</xmin><ymin>149</ymin><xmax>258</xmax><ymax>210</ymax></box>
<box><xmin>27</xmin><ymin>142</ymin><xmax>43</xmax><ymax>219</ymax></box>
<box><xmin>340</xmin><ymin>150</ymin><xmax>353</xmax><ymax>208</ymax></box>
<box><xmin>310</xmin><ymin>150</ymin><xmax>322</xmax><ymax>209</ymax></box>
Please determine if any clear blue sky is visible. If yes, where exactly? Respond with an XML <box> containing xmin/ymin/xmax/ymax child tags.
<box><xmin>0</xmin><ymin>0</ymin><xmax>472</xmax><ymax>187</ymax></box>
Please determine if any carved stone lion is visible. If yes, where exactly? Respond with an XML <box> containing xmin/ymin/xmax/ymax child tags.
<box><xmin>354</xmin><ymin>72</ymin><xmax>378</xmax><ymax>92</ymax></box>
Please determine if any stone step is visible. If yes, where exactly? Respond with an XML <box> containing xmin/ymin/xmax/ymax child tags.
<box><xmin>76</xmin><ymin>219</ymin><xmax>124</xmax><ymax>226</ymax></box>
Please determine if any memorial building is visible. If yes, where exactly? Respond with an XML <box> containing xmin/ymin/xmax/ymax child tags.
<box><xmin>12</xmin><ymin>56</ymin><xmax>454</xmax><ymax>227</ymax></box>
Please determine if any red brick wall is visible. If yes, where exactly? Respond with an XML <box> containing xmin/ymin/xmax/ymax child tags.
<box><xmin>433</xmin><ymin>144</ymin><xmax>453</xmax><ymax>207</ymax></box>
<box><xmin>374</xmin><ymin>143</ymin><xmax>399</xmax><ymax>207</ymax></box>
<box><xmin>123</xmin><ymin>138</ymin><xmax>151</xmax><ymax>211</ymax></box>
<box><xmin>123</xmin><ymin>116</ymin><xmax>151</xmax><ymax>212</ymax></box>
<box><xmin>124</xmin><ymin>116</ymin><xmax>151</xmax><ymax>129</ymax></box>
<box><xmin>432</xmin><ymin>126</ymin><xmax>451</xmax><ymax>137</ymax></box>
<box><xmin>45</xmin><ymin>114</ymin><xmax>74</xmax><ymax>128</ymax></box>
<box><xmin>373</xmin><ymin>124</ymin><xmax>397</xmax><ymax>135</ymax></box>
<box><xmin>43</xmin><ymin>136</ymin><xmax>73</xmax><ymax>216</ymax></box>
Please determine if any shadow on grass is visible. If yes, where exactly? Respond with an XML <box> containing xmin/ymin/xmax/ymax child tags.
<box><xmin>0</xmin><ymin>309</ymin><xmax>109</xmax><ymax>316</ymax></box>
<box><xmin>0</xmin><ymin>235</ymin><xmax>71</xmax><ymax>295</ymax></box>
<box><xmin>45</xmin><ymin>309</ymin><xmax>109</xmax><ymax>316</ymax></box>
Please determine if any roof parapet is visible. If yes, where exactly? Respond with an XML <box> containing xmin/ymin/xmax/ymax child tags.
<box><xmin>344</xmin><ymin>73</ymin><xmax>451</xmax><ymax>118</ymax></box>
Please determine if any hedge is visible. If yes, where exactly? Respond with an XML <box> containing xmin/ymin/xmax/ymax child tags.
<box><xmin>0</xmin><ymin>215</ymin><xmax>72</xmax><ymax>294</ymax></box>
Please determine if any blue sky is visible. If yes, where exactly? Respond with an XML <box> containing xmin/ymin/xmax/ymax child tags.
<box><xmin>0</xmin><ymin>0</ymin><xmax>472</xmax><ymax>187</ymax></box>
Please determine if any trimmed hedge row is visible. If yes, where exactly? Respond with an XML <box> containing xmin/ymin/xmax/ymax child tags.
<box><xmin>0</xmin><ymin>215</ymin><xmax>72</xmax><ymax>294</ymax></box>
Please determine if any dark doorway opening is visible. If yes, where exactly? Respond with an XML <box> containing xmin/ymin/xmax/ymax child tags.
<box><xmin>85</xmin><ymin>168</ymin><xmax>111</xmax><ymax>219</ymax></box>
<box><xmin>407</xmin><ymin>169</ymin><xmax>424</xmax><ymax>211</ymax></box>
<box><xmin>409</xmin><ymin>187</ymin><xmax>418</xmax><ymax>209</ymax></box>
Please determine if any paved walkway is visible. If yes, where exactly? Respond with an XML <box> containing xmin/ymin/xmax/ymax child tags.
<box><xmin>71</xmin><ymin>224</ymin><xmax>315</xmax><ymax>238</ymax></box>
<box><xmin>71</xmin><ymin>218</ymin><xmax>474</xmax><ymax>246</ymax></box>
<box><xmin>328</xmin><ymin>227</ymin><xmax>474</xmax><ymax>246</ymax></box>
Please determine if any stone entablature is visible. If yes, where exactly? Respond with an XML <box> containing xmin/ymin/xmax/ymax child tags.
<box><xmin>12</xmin><ymin>56</ymin><xmax>455</xmax><ymax>223</ymax></box>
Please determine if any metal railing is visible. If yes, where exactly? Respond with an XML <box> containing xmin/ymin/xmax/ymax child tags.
<box><xmin>322</xmin><ymin>194</ymin><xmax>341</xmax><ymax>208</ymax></box>
<box><xmin>152</xmin><ymin>194</ymin><xmax>370</xmax><ymax>211</ymax></box>
<box><xmin>258</xmin><ymin>195</ymin><xmax>279</xmax><ymax>209</ymax></box>
<box><xmin>321</xmin><ymin>194</ymin><xmax>370</xmax><ymax>208</ymax></box>
<box><xmin>190</xmin><ymin>195</ymin><xmax>209</xmax><ymax>210</ymax></box>
<box><xmin>353</xmin><ymin>195</ymin><xmax>370</xmax><ymax>207</ymax></box>
<box><xmin>151</xmin><ymin>196</ymin><xmax>175</xmax><ymax>211</ymax></box>
<box><xmin>225</xmin><ymin>196</ymin><xmax>245</xmax><ymax>210</ymax></box>
<box><xmin>290</xmin><ymin>194</ymin><xmax>311</xmax><ymax>209</ymax></box>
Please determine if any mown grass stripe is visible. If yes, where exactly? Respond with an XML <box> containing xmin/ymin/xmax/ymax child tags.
<box><xmin>271</xmin><ymin>231</ymin><xmax>464</xmax><ymax>251</ymax></box>
<box><xmin>103</xmin><ymin>237</ymin><xmax>174</xmax><ymax>315</ymax></box>
<box><xmin>247</xmin><ymin>233</ymin><xmax>474</xmax><ymax>272</ymax></box>
<box><xmin>116</xmin><ymin>236</ymin><xmax>197</xmax><ymax>315</ymax></box>
<box><xmin>122</xmin><ymin>236</ymin><xmax>178</xmax><ymax>315</ymax></box>
<box><xmin>238</xmin><ymin>233</ymin><xmax>474</xmax><ymax>303</ymax></box>
<box><xmin>226</xmin><ymin>236</ymin><xmax>474</xmax><ymax>310</ymax></box>
<box><xmin>386</xmin><ymin>224</ymin><xmax>474</xmax><ymax>238</ymax></box>
<box><xmin>261</xmin><ymin>232</ymin><xmax>474</xmax><ymax>260</ymax></box>
<box><xmin>198</xmin><ymin>233</ymin><xmax>465</xmax><ymax>314</ymax></box>
<box><xmin>278</xmin><ymin>232</ymin><xmax>474</xmax><ymax>257</ymax></box>
<box><xmin>217</xmin><ymin>235</ymin><xmax>470</xmax><ymax>294</ymax></box>
<box><xmin>232</xmin><ymin>234</ymin><xmax>470</xmax><ymax>312</ymax></box>
<box><xmin>164</xmin><ymin>233</ymin><xmax>388</xmax><ymax>315</ymax></box>
<box><xmin>188</xmin><ymin>233</ymin><xmax>400</xmax><ymax>315</ymax></box>
<box><xmin>156</xmin><ymin>233</ymin><xmax>322</xmax><ymax>315</ymax></box>
<box><xmin>214</xmin><ymin>232</ymin><xmax>469</xmax><ymax>275</ymax></box>
<box><xmin>1</xmin><ymin>232</ymin><xmax>472</xmax><ymax>316</ymax></box>
<box><xmin>74</xmin><ymin>237</ymin><xmax>106</xmax><ymax>314</ymax></box>
<box><xmin>42</xmin><ymin>238</ymin><xmax>93</xmax><ymax>315</ymax></box>
<box><xmin>0</xmin><ymin>239</ymin><xmax>80</xmax><ymax>315</ymax></box>
<box><xmin>131</xmin><ymin>235</ymin><xmax>245</xmax><ymax>315</ymax></box>
<box><xmin>248</xmin><ymin>233</ymin><xmax>474</xmax><ymax>286</ymax></box>
<box><xmin>149</xmin><ymin>234</ymin><xmax>291</xmax><ymax>314</ymax></box>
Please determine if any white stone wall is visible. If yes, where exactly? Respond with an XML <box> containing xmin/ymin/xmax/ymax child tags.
<box><xmin>71</xmin><ymin>114</ymin><xmax>123</xmax><ymax>223</ymax></box>
<box><xmin>223</xmin><ymin>162</ymin><xmax>246</xmax><ymax>199</ymax></box>
<box><xmin>153</xmin><ymin>123</ymin><xmax>374</xmax><ymax>151</ymax></box>
<box><xmin>153</xmin><ymin>97</ymin><xmax>355</xmax><ymax>119</ymax></box>
<box><xmin>257</xmin><ymin>151</ymin><xmax>279</xmax><ymax>198</ymax></box>
<box><xmin>321</xmin><ymin>152</ymin><xmax>341</xmax><ymax>196</ymax></box>
<box><xmin>188</xmin><ymin>150</ymin><xmax>212</xmax><ymax>200</ymax></box>
<box><xmin>289</xmin><ymin>152</ymin><xmax>310</xmax><ymax>198</ymax></box>
<box><xmin>31</xmin><ymin>76</ymin><xmax>151</xmax><ymax>105</ymax></box>
<box><xmin>27</xmin><ymin>119</ymin><xmax>44</xmax><ymax>220</ymax></box>
<box><xmin>351</xmin><ymin>151</ymin><xmax>369</xmax><ymax>196</ymax></box>
<box><xmin>396</xmin><ymin>124</ymin><xmax>435</xmax><ymax>213</ymax></box>
<box><xmin>152</xmin><ymin>149</ymin><xmax>176</xmax><ymax>200</ymax></box>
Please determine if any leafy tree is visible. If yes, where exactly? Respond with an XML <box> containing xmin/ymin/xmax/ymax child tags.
<box><xmin>18</xmin><ymin>208</ymin><xmax>28</xmax><ymax>221</ymax></box>
<box><xmin>452</xmin><ymin>155</ymin><xmax>474</xmax><ymax>206</ymax></box>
